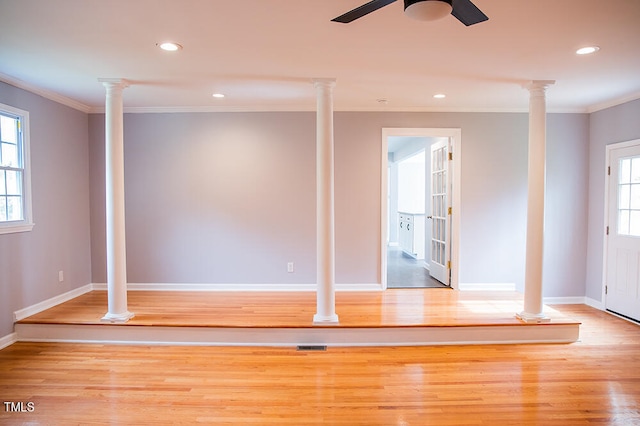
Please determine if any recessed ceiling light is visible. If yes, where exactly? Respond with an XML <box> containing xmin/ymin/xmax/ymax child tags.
<box><xmin>158</xmin><ymin>42</ymin><xmax>182</xmax><ymax>52</ymax></box>
<box><xmin>433</xmin><ymin>94</ymin><xmax>446</xmax><ymax>99</ymax></box>
<box><xmin>212</xmin><ymin>93</ymin><xmax>225</xmax><ymax>98</ymax></box>
<box><xmin>576</xmin><ymin>46</ymin><xmax>600</xmax><ymax>55</ymax></box>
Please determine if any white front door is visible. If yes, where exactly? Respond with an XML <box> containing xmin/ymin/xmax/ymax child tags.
<box><xmin>606</xmin><ymin>141</ymin><xmax>640</xmax><ymax>322</ymax></box>
<box><xmin>429</xmin><ymin>139</ymin><xmax>451</xmax><ymax>285</ymax></box>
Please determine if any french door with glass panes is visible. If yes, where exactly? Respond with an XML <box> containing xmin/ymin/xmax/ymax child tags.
<box><xmin>429</xmin><ymin>139</ymin><xmax>451</xmax><ymax>285</ymax></box>
<box><xmin>606</xmin><ymin>140</ymin><xmax>640</xmax><ymax>322</ymax></box>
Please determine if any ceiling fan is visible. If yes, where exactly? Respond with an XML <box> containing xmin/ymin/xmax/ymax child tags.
<box><xmin>332</xmin><ymin>0</ymin><xmax>488</xmax><ymax>26</ymax></box>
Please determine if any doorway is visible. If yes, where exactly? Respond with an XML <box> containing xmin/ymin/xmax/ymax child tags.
<box><xmin>381</xmin><ymin>128</ymin><xmax>461</xmax><ymax>290</ymax></box>
<box><xmin>604</xmin><ymin>139</ymin><xmax>640</xmax><ymax>322</ymax></box>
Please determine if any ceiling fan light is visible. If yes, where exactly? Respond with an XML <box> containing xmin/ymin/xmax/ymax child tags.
<box><xmin>404</xmin><ymin>0</ymin><xmax>452</xmax><ymax>21</ymax></box>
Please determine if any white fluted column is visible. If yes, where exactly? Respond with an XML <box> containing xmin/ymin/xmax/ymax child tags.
<box><xmin>517</xmin><ymin>80</ymin><xmax>554</xmax><ymax>323</ymax></box>
<box><xmin>100</xmin><ymin>78</ymin><xmax>134</xmax><ymax>323</ymax></box>
<box><xmin>313</xmin><ymin>78</ymin><xmax>339</xmax><ymax>325</ymax></box>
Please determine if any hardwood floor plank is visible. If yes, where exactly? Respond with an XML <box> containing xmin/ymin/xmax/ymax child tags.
<box><xmin>1</xmin><ymin>304</ymin><xmax>639</xmax><ymax>425</ymax></box>
<box><xmin>17</xmin><ymin>289</ymin><xmax>577</xmax><ymax>328</ymax></box>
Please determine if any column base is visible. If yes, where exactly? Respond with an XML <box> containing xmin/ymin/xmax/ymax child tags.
<box><xmin>101</xmin><ymin>311</ymin><xmax>135</xmax><ymax>323</ymax></box>
<box><xmin>516</xmin><ymin>311</ymin><xmax>551</xmax><ymax>323</ymax></box>
<box><xmin>313</xmin><ymin>313</ymin><xmax>339</xmax><ymax>325</ymax></box>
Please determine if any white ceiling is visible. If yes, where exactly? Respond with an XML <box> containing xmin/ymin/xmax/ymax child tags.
<box><xmin>1</xmin><ymin>0</ymin><xmax>639</xmax><ymax>113</ymax></box>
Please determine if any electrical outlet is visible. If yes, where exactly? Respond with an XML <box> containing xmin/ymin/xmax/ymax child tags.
<box><xmin>287</xmin><ymin>262</ymin><xmax>294</xmax><ymax>273</ymax></box>
<box><xmin>58</xmin><ymin>271</ymin><xmax>64</xmax><ymax>282</ymax></box>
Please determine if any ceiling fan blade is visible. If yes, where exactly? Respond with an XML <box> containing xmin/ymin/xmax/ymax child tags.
<box><xmin>332</xmin><ymin>0</ymin><xmax>398</xmax><ymax>23</ymax></box>
<box><xmin>451</xmin><ymin>0</ymin><xmax>488</xmax><ymax>26</ymax></box>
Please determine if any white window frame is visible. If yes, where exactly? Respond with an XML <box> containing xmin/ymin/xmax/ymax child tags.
<box><xmin>0</xmin><ymin>102</ymin><xmax>34</xmax><ymax>234</ymax></box>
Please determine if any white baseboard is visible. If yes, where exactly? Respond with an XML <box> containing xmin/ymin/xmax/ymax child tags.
<box><xmin>337</xmin><ymin>283</ymin><xmax>384</xmax><ymax>291</ymax></box>
<box><xmin>0</xmin><ymin>332</ymin><xmax>17</xmax><ymax>350</ymax></box>
<box><xmin>14</xmin><ymin>284</ymin><xmax>93</xmax><ymax>321</ymax></box>
<box><xmin>543</xmin><ymin>296</ymin><xmax>587</xmax><ymax>305</ymax></box>
<box><xmin>91</xmin><ymin>283</ymin><xmax>384</xmax><ymax>292</ymax></box>
<box><xmin>458</xmin><ymin>282</ymin><xmax>517</xmax><ymax>291</ymax></box>
<box><xmin>585</xmin><ymin>297</ymin><xmax>605</xmax><ymax>310</ymax></box>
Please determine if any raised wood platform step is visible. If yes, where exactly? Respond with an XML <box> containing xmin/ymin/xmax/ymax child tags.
<box><xmin>15</xmin><ymin>290</ymin><xmax>580</xmax><ymax>346</ymax></box>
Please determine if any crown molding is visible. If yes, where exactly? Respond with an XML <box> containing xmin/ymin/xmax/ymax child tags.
<box><xmin>3</xmin><ymin>72</ymin><xmax>636</xmax><ymax>115</ymax></box>
<box><xmin>0</xmin><ymin>72</ymin><xmax>92</xmax><ymax>113</ymax></box>
<box><xmin>587</xmin><ymin>92</ymin><xmax>640</xmax><ymax>113</ymax></box>
<box><xmin>89</xmin><ymin>105</ymin><xmax>584</xmax><ymax>115</ymax></box>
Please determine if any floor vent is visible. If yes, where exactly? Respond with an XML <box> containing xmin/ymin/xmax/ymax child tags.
<box><xmin>296</xmin><ymin>345</ymin><xmax>327</xmax><ymax>351</ymax></box>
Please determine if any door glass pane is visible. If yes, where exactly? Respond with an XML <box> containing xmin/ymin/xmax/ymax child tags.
<box><xmin>631</xmin><ymin>184</ymin><xmax>640</xmax><ymax>209</ymax></box>
<box><xmin>632</xmin><ymin>158</ymin><xmax>640</xmax><ymax>183</ymax></box>
<box><xmin>620</xmin><ymin>158</ymin><xmax>632</xmax><ymax>184</ymax></box>
<box><xmin>616</xmin><ymin>157</ymin><xmax>640</xmax><ymax>236</ymax></box>
<box><xmin>0</xmin><ymin>171</ymin><xmax>5</xmax><ymax>195</ymax></box>
<box><xmin>631</xmin><ymin>211</ymin><xmax>640</xmax><ymax>236</ymax></box>
<box><xmin>0</xmin><ymin>197</ymin><xmax>5</xmax><ymax>221</ymax></box>
<box><xmin>620</xmin><ymin>184</ymin><xmax>631</xmax><ymax>209</ymax></box>
<box><xmin>619</xmin><ymin>210</ymin><xmax>630</xmax><ymax>235</ymax></box>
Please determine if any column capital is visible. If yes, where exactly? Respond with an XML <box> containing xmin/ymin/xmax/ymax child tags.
<box><xmin>98</xmin><ymin>78</ymin><xmax>130</xmax><ymax>90</ymax></box>
<box><xmin>524</xmin><ymin>80</ymin><xmax>555</xmax><ymax>94</ymax></box>
<box><xmin>312</xmin><ymin>78</ymin><xmax>336</xmax><ymax>89</ymax></box>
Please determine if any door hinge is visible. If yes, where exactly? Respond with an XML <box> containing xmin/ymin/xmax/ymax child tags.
<box><xmin>448</xmin><ymin>207</ymin><xmax>452</xmax><ymax>215</ymax></box>
<box><xmin>448</xmin><ymin>152</ymin><xmax>453</xmax><ymax>161</ymax></box>
<box><xmin>605</xmin><ymin>285</ymin><xmax>608</xmax><ymax>295</ymax></box>
<box><xmin>608</xmin><ymin>166</ymin><xmax>611</xmax><ymax>176</ymax></box>
<box><xmin>606</xmin><ymin>226</ymin><xmax>609</xmax><ymax>235</ymax></box>
<box><xmin>447</xmin><ymin>261</ymin><xmax>451</xmax><ymax>269</ymax></box>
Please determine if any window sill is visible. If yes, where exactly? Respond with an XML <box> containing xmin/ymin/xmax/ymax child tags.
<box><xmin>0</xmin><ymin>222</ymin><xmax>35</xmax><ymax>235</ymax></box>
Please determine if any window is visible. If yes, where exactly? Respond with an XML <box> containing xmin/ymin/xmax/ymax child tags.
<box><xmin>617</xmin><ymin>156</ymin><xmax>640</xmax><ymax>237</ymax></box>
<box><xmin>0</xmin><ymin>103</ymin><xmax>33</xmax><ymax>234</ymax></box>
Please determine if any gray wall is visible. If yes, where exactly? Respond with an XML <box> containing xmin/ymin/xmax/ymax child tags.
<box><xmin>586</xmin><ymin>99</ymin><xmax>640</xmax><ymax>303</ymax></box>
<box><xmin>89</xmin><ymin>112</ymin><xmax>318</xmax><ymax>285</ymax></box>
<box><xmin>0</xmin><ymin>82</ymin><xmax>91</xmax><ymax>337</ymax></box>
<box><xmin>544</xmin><ymin>114</ymin><xmax>590</xmax><ymax>297</ymax></box>
<box><xmin>88</xmin><ymin>110</ymin><xmax>590</xmax><ymax>296</ymax></box>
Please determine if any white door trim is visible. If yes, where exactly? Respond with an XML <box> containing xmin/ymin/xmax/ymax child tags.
<box><xmin>381</xmin><ymin>128</ymin><xmax>461</xmax><ymax>290</ymax></box>
<box><xmin>602</xmin><ymin>138</ymin><xmax>640</xmax><ymax>313</ymax></box>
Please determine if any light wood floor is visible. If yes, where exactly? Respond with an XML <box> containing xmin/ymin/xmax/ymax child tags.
<box><xmin>17</xmin><ymin>289</ymin><xmax>575</xmax><ymax>327</ymax></box>
<box><xmin>1</xmin><ymin>304</ymin><xmax>639</xmax><ymax>425</ymax></box>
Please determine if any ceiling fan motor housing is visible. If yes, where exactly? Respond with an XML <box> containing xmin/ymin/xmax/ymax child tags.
<box><xmin>404</xmin><ymin>0</ymin><xmax>453</xmax><ymax>21</ymax></box>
